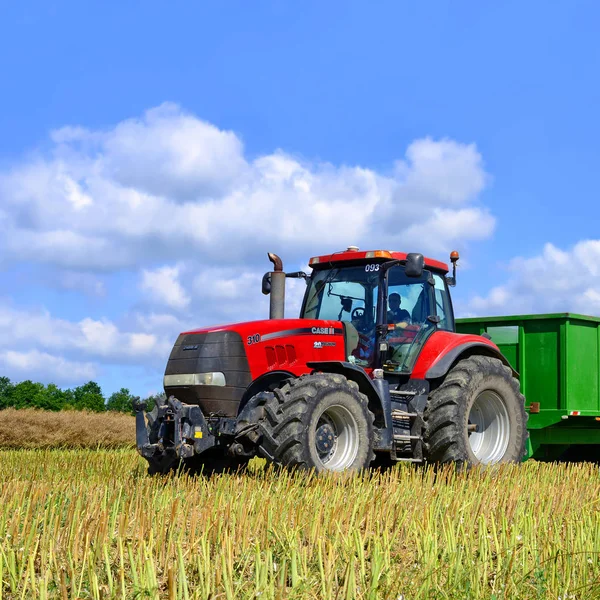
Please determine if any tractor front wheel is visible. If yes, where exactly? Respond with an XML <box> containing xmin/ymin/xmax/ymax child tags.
<box><xmin>424</xmin><ymin>355</ymin><xmax>527</xmax><ymax>466</ymax></box>
<box><xmin>259</xmin><ymin>373</ymin><xmax>375</xmax><ymax>472</ymax></box>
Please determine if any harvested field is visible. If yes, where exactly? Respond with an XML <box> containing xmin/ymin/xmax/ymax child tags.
<box><xmin>1</xmin><ymin>449</ymin><xmax>599</xmax><ymax>599</ymax></box>
<box><xmin>0</xmin><ymin>408</ymin><xmax>135</xmax><ymax>449</ymax></box>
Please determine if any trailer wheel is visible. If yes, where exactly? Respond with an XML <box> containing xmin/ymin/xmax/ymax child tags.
<box><xmin>259</xmin><ymin>373</ymin><xmax>375</xmax><ymax>472</ymax></box>
<box><xmin>424</xmin><ymin>355</ymin><xmax>527</xmax><ymax>465</ymax></box>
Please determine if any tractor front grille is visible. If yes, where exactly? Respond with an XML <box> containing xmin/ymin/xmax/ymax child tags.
<box><xmin>164</xmin><ymin>330</ymin><xmax>251</xmax><ymax>417</ymax></box>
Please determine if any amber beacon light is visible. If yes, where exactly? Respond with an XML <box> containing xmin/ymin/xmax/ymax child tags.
<box><xmin>447</xmin><ymin>250</ymin><xmax>459</xmax><ymax>286</ymax></box>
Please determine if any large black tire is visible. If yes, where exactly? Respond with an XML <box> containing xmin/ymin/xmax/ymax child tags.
<box><xmin>259</xmin><ymin>373</ymin><xmax>375</xmax><ymax>472</ymax></box>
<box><xmin>424</xmin><ymin>355</ymin><xmax>527</xmax><ymax>466</ymax></box>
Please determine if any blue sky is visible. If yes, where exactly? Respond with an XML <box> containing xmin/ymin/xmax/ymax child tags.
<box><xmin>1</xmin><ymin>0</ymin><xmax>599</xmax><ymax>397</ymax></box>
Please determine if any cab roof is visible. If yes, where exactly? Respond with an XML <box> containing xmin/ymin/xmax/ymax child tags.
<box><xmin>309</xmin><ymin>249</ymin><xmax>449</xmax><ymax>273</ymax></box>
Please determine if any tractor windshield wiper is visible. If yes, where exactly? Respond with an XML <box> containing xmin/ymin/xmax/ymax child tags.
<box><xmin>303</xmin><ymin>268</ymin><xmax>341</xmax><ymax>316</ymax></box>
<box><xmin>318</xmin><ymin>267</ymin><xmax>340</xmax><ymax>290</ymax></box>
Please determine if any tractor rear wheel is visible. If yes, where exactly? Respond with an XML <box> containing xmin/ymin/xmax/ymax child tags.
<box><xmin>259</xmin><ymin>373</ymin><xmax>375</xmax><ymax>472</ymax></box>
<box><xmin>424</xmin><ymin>355</ymin><xmax>527</xmax><ymax>466</ymax></box>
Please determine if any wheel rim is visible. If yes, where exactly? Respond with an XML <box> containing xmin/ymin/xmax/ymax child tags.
<box><xmin>468</xmin><ymin>390</ymin><xmax>510</xmax><ymax>464</ymax></box>
<box><xmin>314</xmin><ymin>405</ymin><xmax>359</xmax><ymax>471</ymax></box>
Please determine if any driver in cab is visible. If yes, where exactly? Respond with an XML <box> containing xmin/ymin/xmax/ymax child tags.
<box><xmin>387</xmin><ymin>293</ymin><xmax>411</xmax><ymax>329</ymax></box>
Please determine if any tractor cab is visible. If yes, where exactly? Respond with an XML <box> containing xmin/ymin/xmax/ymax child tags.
<box><xmin>300</xmin><ymin>248</ymin><xmax>456</xmax><ymax>374</ymax></box>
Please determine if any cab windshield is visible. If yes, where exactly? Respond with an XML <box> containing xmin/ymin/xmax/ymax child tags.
<box><xmin>301</xmin><ymin>264</ymin><xmax>435</xmax><ymax>369</ymax></box>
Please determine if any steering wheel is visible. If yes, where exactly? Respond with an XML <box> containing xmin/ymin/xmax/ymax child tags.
<box><xmin>351</xmin><ymin>307</ymin><xmax>365</xmax><ymax>321</ymax></box>
<box><xmin>351</xmin><ymin>306</ymin><xmax>374</xmax><ymax>335</ymax></box>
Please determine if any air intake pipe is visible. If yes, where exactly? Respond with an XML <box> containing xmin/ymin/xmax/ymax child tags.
<box><xmin>267</xmin><ymin>252</ymin><xmax>285</xmax><ymax>319</ymax></box>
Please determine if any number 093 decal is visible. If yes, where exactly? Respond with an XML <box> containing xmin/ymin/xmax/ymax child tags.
<box><xmin>365</xmin><ymin>263</ymin><xmax>380</xmax><ymax>272</ymax></box>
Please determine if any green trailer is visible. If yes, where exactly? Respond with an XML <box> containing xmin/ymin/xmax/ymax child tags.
<box><xmin>456</xmin><ymin>313</ymin><xmax>600</xmax><ymax>461</ymax></box>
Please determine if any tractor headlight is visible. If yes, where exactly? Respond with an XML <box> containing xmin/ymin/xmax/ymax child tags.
<box><xmin>194</xmin><ymin>372</ymin><xmax>226</xmax><ymax>386</ymax></box>
<box><xmin>163</xmin><ymin>372</ymin><xmax>226</xmax><ymax>387</ymax></box>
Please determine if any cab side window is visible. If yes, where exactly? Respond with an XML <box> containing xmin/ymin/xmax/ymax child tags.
<box><xmin>433</xmin><ymin>274</ymin><xmax>454</xmax><ymax>331</ymax></box>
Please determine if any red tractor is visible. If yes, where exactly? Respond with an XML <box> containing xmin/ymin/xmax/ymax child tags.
<box><xmin>135</xmin><ymin>248</ymin><xmax>527</xmax><ymax>474</ymax></box>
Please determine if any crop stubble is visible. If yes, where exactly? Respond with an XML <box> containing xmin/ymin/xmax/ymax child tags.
<box><xmin>0</xmin><ymin>450</ymin><xmax>599</xmax><ymax>599</ymax></box>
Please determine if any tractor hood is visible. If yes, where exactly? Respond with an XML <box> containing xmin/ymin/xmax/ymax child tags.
<box><xmin>164</xmin><ymin>319</ymin><xmax>348</xmax><ymax>416</ymax></box>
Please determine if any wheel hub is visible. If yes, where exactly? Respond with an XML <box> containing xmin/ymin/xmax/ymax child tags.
<box><xmin>468</xmin><ymin>390</ymin><xmax>510</xmax><ymax>464</ymax></box>
<box><xmin>315</xmin><ymin>423</ymin><xmax>336</xmax><ymax>455</ymax></box>
<box><xmin>313</xmin><ymin>405</ymin><xmax>360</xmax><ymax>470</ymax></box>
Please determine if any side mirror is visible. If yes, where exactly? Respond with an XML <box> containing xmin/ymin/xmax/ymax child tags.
<box><xmin>286</xmin><ymin>271</ymin><xmax>309</xmax><ymax>285</ymax></box>
<box><xmin>262</xmin><ymin>272</ymin><xmax>271</xmax><ymax>295</ymax></box>
<box><xmin>405</xmin><ymin>253</ymin><xmax>424</xmax><ymax>278</ymax></box>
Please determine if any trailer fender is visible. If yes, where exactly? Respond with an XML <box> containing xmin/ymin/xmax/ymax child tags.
<box><xmin>425</xmin><ymin>342</ymin><xmax>518</xmax><ymax>380</ymax></box>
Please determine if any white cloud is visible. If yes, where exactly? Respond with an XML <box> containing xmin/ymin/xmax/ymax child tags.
<box><xmin>141</xmin><ymin>265</ymin><xmax>190</xmax><ymax>309</ymax></box>
<box><xmin>400</xmin><ymin>207</ymin><xmax>495</xmax><ymax>254</ymax></box>
<box><xmin>102</xmin><ymin>103</ymin><xmax>248</xmax><ymax>200</ymax></box>
<box><xmin>133</xmin><ymin>312</ymin><xmax>187</xmax><ymax>334</ymax></box>
<box><xmin>467</xmin><ymin>240</ymin><xmax>600</xmax><ymax>316</ymax></box>
<box><xmin>0</xmin><ymin>350</ymin><xmax>97</xmax><ymax>384</ymax></box>
<box><xmin>388</xmin><ymin>138</ymin><xmax>487</xmax><ymax>214</ymax></box>
<box><xmin>0</xmin><ymin>300</ymin><xmax>181</xmax><ymax>388</ymax></box>
<box><xmin>0</xmin><ymin>304</ymin><xmax>172</xmax><ymax>364</ymax></box>
<box><xmin>5</xmin><ymin>230</ymin><xmax>131</xmax><ymax>270</ymax></box>
<box><xmin>0</xmin><ymin>104</ymin><xmax>493</xmax><ymax>274</ymax></box>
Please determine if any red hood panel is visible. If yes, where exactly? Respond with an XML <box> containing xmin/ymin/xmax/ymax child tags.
<box><xmin>182</xmin><ymin>319</ymin><xmax>347</xmax><ymax>380</ymax></box>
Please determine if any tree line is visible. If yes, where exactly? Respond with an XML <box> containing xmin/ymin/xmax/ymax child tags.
<box><xmin>0</xmin><ymin>377</ymin><xmax>165</xmax><ymax>414</ymax></box>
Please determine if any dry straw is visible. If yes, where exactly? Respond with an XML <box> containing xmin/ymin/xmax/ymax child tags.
<box><xmin>0</xmin><ymin>409</ymin><xmax>135</xmax><ymax>449</ymax></box>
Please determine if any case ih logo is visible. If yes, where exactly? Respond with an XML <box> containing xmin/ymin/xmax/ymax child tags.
<box><xmin>311</xmin><ymin>327</ymin><xmax>335</xmax><ymax>335</ymax></box>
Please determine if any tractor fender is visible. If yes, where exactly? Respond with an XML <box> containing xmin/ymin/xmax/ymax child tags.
<box><xmin>424</xmin><ymin>341</ymin><xmax>518</xmax><ymax>380</ymax></box>
<box><xmin>306</xmin><ymin>361</ymin><xmax>388</xmax><ymax>430</ymax></box>
<box><xmin>238</xmin><ymin>370</ymin><xmax>295</xmax><ymax>414</ymax></box>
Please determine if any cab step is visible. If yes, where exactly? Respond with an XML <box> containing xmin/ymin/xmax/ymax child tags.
<box><xmin>393</xmin><ymin>434</ymin><xmax>422</xmax><ymax>441</ymax></box>
<box><xmin>390</xmin><ymin>389</ymin><xmax>417</xmax><ymax>396</ymax></box>
<box><xmin>391</xmin><ymin>409</ymin><xmax>419</xmax><ymax>418</ymax></box>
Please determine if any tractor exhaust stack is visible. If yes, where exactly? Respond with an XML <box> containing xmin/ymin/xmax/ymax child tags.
<box><xmin>268</xmin><ymin>252</ymin><xmax>285</xmax><ymax>319</ymax></box>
